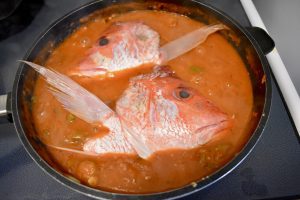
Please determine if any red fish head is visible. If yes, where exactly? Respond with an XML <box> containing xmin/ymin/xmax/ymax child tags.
<box><xmin>143</xmin><ymin>77</ymin><xmax>230</xmax><ymax>132</ymax></box>
<box><xmin>116</xmin><ymin>70</ymin><xmax>232</xmax><ymax>153</ymax></box>
<box><xmin>70</xmin><ymin>22</ymin><xmax>161</xmax><ymax>77</ymax></box>
<box><xmin>162</xmin><ymin>78</ymin><xmax>229</xmax><ymax>132</ymax></box>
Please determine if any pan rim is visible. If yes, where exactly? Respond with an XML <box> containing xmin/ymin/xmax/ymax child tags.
<box><xmin>12</xmin><ymin>0</ymin><xmax>272</xmax><ymax>199</ymax></box>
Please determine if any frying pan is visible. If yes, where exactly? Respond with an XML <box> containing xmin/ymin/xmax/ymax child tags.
<box><xmin>0</xmin><ymin>0</ymin><xmax>274</xmax><ymax>199</ymax></box>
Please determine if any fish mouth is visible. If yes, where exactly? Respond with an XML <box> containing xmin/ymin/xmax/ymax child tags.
<box><xmin>194</xmin><ymin>119</ymin><xmax>230</xmax><ymax>134</ymax></box>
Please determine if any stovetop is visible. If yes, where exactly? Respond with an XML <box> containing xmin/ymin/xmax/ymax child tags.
<box><xmin>0</xmin><ymin>0</ymin><xmax>299</xmax><ymax>199</ymax></box>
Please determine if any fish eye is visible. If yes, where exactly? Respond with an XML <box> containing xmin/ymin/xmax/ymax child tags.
<box><xmin>179</xmin><ymin>90</ymin><xmax>190</xmax><ymax>98</ymax></box>
<box><xmin>174</xmin><ymin>87</ymin><xmax>192</xmax><ymax>100</ymax></box>
<box><xmin>99</xmin><ymin>36</ymin><xmax>109</xmax><ymax>46</ymax></box>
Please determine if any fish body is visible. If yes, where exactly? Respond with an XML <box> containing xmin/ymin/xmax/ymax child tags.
<box><xmin>71</xmin><ymin>22</ymin><xmax>161</xmax><ymax>77</ymax></box>
<box><xmin>83</xmin><ymin>115</ymin><xmax>135</xmax><ymax>154</ymax></box>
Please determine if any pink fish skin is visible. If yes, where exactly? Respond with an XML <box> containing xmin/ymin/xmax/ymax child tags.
<box><xmin>70</xmin><ymin>22</ymin><xmax>161</xmax><ymax>77</ymax></box>
<box><xmin>84</xmin><ymin>67</ymin><xmax>232</xmax><ymax>158</ymax></box>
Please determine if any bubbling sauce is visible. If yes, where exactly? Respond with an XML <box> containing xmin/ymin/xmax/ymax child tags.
<box><xmin>32</xmin><ymin>10</ymin><xmax>253</xmax><ymax>193</ymax></box>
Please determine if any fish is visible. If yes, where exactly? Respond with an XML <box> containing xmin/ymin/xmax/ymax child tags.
<box><xmin>70</xmin><ymin>22</ymin><xmax>161</xmax><ymax>77</ymax></box>
<box><xmin>70</xmin><ymin>22</ymin><xmax>226</xmax><ymax>77</ymax></box>
<box><xmin>23</xmin><ymin>61</ymin><xmax>232</xmax><ymax>159</ymax></box>
<box><xmin>84</xmin><ymin>67</ymin><xmax>231</xmax><ymax>157</ymax></box>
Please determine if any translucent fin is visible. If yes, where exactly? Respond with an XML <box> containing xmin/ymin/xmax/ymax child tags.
<box><xmin>46</xmin><ymin>144</ymin><xmax>99</xmax><ymax>156</ymax></box>
<box><xmin>20</xmin><ymin>60</ymin><xmax>114</xmax><ymax>124</ymax></box>
<box><xmin>160</xmin><ymin>24</ymin><xmax>227</xmax><ymax>62</ymax></box>
<box><xmin>120</xmin><ymin>120</ymin><xmax>153</xmax><ymax>159</ymax></box>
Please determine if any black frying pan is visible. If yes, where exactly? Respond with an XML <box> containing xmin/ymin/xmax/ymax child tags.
<box><xmin>0</xmin><ymin>0</ymin><xmax>274</xmax><ymax>199</ymax></box>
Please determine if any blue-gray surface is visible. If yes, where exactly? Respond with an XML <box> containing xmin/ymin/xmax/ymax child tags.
<box><xmin>0</xmin><ymin>0</ymin><xmax>299</xmax><ymax>199</ymax></box>
<box><xmin>253</xmin><ymin>0</ymin><xmax>300</xmax><ymax>94</ymax></box>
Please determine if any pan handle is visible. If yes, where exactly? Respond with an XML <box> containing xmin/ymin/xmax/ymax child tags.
<box><xmin>0</xmin><ymin>93</ymin><xmax>13</xmax><ymax>123</ymax></box>
<box><xmin>246</xmin><ymin>27</ymin><xmax>275</xmax><ymax>55</ymax></box>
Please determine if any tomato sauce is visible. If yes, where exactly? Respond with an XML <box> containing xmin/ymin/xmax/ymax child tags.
<box><xmin>32</xmin><ymin>10</ymin><xmax>253</xmax><ymax>193</ymax></box>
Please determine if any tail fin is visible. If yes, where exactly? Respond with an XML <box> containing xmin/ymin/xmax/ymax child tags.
<box><xmin>21</xmin><ymin>61</ymin><xmax>114</xmax><ymax>124</ymax></box>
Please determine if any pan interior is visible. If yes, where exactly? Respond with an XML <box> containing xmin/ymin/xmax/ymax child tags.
<box><xmin>15</xmin><ymin>0</ymin><xmax>269</xmax><ymax>197</ymax></box>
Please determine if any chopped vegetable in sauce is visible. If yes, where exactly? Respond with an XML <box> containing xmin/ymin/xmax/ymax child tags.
<box><xmin>189</xmin><ymin>65</ymin><xmax>204</xmax><ymax>74</ymax></box>
<box><xmin>67</xmin><ymin>113</ymin><xmax>76</xmax><ymax>123</ymax></box>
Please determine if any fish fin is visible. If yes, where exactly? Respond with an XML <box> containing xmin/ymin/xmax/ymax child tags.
<box><xmin>20</xmin><ymin>60</ymin><xmax>114</xmax><ymax>124</ymax></box>
<box><xmin>46</xmin><ymin>144</ymin><xmax>99</xmax><ymax>156</ymax></box>
<box><xmin>160</xmin><ymin>24</ymin><xmax>227</xmax><ymax>62</ymax></box>
<box><xmin>120</xmin><ymin>121</ymin><xmax>153</xmax><ymax>159</ymax></box>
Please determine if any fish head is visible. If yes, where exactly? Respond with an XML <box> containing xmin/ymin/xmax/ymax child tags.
<box><xmin>71</xmin><ymin>22</ymin><xmax>161</xmax><ymax>77</ymax></box>
<box><xmin>142</xmin><ymin>76</ymin><xmax>230</xmax><ymax>133</ymax></box>
<box><xmin>116</xmin><ymin>68</ymin><xmax>231</xmax><ymax>154</ymax></box>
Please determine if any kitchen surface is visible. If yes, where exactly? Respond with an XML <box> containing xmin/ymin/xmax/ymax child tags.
<box><xmin>0</xmin><ymin>0</ymin><xmax>299</xmax><ymax>199</ymax></box>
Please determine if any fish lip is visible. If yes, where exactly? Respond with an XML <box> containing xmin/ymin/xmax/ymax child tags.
<box><xmin>194</xmin><ymin>119</ymin><xmax>229</xmax><ymax>134</ymax></box>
